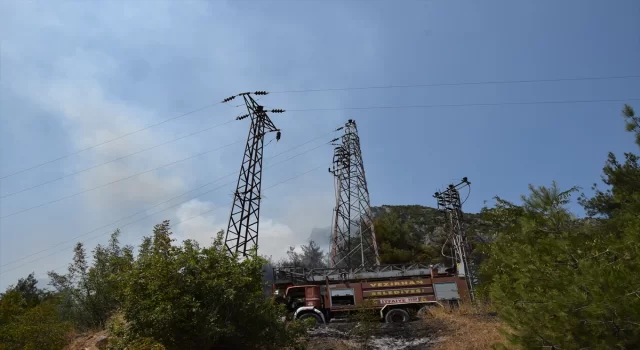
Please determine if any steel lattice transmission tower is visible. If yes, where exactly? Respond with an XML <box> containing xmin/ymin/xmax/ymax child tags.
<box><xmin>222</xmin><ymin>91</ymin><xmax>284</xmax><ymax>256</ymax></box>
<box><xmin>434</xmin><ymin>177</ymin><xmax>476</xmax><ymax>301</ymax></box>
<box><xmin>329</xmin><ymin>119</ymin><xmax>380</xmax><ymax>268</ymax></box>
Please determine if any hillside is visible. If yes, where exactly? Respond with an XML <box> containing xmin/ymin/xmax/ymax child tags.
<box><xmin>370</xmin><ymin>204</ymin><xmax>487</xmax><ymax>266</ymax></box>
<box><xmin>372</xmin><ymin>204</ymin><xmax>484</xmax><ymax>242</ymax></box>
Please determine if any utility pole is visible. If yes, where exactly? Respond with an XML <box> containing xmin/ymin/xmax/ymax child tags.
<box><xmin>329</xmin><ymin>119</ymin><xmax>379</xmax><ymax>268</ymax></box>
<box><xmin>434</xmin><ymin>177</ymin><xmax>476</xmax><ymax>302</ymax></box>
<box><xmin>222</xmin><ymin>91</ymin><xmax>284</xmax><ymax>257</ymax></box>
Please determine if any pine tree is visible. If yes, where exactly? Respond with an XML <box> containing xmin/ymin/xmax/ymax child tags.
<box><xmin>479</xmin><ymin>105</ymin><xmax>640</xmax><ymax>349</ymax></box>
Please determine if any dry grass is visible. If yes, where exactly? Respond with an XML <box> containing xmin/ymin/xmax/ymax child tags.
<box><xmin>428</xmin><ymin>303</ymin><xmax>515</xmax><ymax>350</ymax></box>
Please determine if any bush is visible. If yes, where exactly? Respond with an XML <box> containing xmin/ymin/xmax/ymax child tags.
<box><xmin>0</xmin><ymin>293</ymin><xmax>72</xmax><ymax>350</ymax></box>
<box><xmin>478</xmin><ymin>106</ymin><xmax>640</xmax><ymax>349</ymax></box>
<box><xmin>118</xmin><ymin>221</ymin><xmax>304</xmax><ymax>349</ymax></box>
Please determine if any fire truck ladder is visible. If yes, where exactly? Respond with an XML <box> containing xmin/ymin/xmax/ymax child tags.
<box><xmin>273</xmin><ymin>263</ymin><xmax>454</xmax><ymax>285</ymax></box>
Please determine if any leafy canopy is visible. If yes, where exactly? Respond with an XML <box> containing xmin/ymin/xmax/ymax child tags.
<box><xmin>479</xmin><ymin>104</ymin><xmax>640</xmax><ymax>349</ymax></box>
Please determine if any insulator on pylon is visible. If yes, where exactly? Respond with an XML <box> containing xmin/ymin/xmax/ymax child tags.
<box><xmin>270</xmin><ymin>109</ymin><xmax>285</xmax><ymax>113</ymax></box>
<box><xmin>276</xmin><ymin>131</ymin><xmax>281</xmax><ymax>141</ymax></box>
<box><xmin>222</xmin><ymin>96</ymin><xmax>236</xmax><ymax>103</ymax></box>
<box><xmin>254</xmin><ymin>91</ymin><xmax>269</xmax><ymax>95</ymax></box>
<box><xmin>236</xmin><ymin>114</ymin><xmax>249</xmax><ymax>120</ymax></box>
<box><xmin>336</xmin><ymin>126</ymin><xmax>344</xmax><ymax>131</ymax></box>
<box><xmin>330</xmin><ymin>137</ymin><xmax>339</xmax><ymax>143</ymax></box>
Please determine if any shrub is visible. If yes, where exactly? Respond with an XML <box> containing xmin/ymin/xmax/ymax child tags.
<box><xmin>119</xmin><ymin>221</ymin><xmax>304</xmax><ymax>349</ymax></box>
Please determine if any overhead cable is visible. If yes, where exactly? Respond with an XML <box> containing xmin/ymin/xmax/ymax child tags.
<box><xmin>0</xmin><ymin>129</ymin><xmax>338</xmax><ymax>269</ymax></box>
<box><xmin>286</xmin><ymin>98</ymin><xmax>640</xmax><ymax>113</ymax></box>
<box><xmin>1</xmin><ymin>163</ymin><xmax>327</xmax><ymax>275</ymax></box>
<box><xmin>0</xmin><ymin>118</ymin><xmax>236</xmax><ymax>199</ymax></box>
<box><xmin>0</xmin><ymin>101</ymin><xmax>227</xmax><ymax>180</ymax></box>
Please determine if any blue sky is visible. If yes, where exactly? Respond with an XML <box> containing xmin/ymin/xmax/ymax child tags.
<box><xmin>1</xmin><ymin>0</ymin><xmax>639</xmax><ymax>289</ymax></box>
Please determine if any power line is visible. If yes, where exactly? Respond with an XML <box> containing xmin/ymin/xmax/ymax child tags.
<box><xmin>0</xmin><ymin>139</ymin><xmax>244</xmax><ymax>220</ymax></box>
<box><xmin>3</xmin><ymin>75</ymin><xmax>638</xmax><ymax>180</ymax></box>
<box><xmin>1</xmin><ymin>163</ymin><xmax>327</xmax><ymax>275</ymax></box>
<box><xmin>270</xmin><ymin>74</ymin><xmax>640</xmax><ymax>94</ymax></box>
<box><xmin>0</xmin><ymin>129</ymin><xmax>337</xmax><ymax>269</ymax></box>
<box><xmin>1</xmin><ymin>180</ymin><xmax>237</xmax><ymax>275</ymax></box>
<box><xmin>0</xmin><ymin>101</ymin><xmax>228</xmax><ymax>180</ymax></box>
<box><xmin>1</xmin><ymin>127</ymin><xmax>338</xmax><ymax>220</ymax></box>
<box><xmin>286</xmin><ymin>98</ymin><xmax>640</xmax><ymax>113</ymax></box>
<box><xmin>2</xmin><ymin>96</ymin><xmax>635</xmax><ymax>219</ymax></box>
<box><xmin>0</xmin><ymin>118</ymin><xmax>236</xmax><ymax>199</ymax></box>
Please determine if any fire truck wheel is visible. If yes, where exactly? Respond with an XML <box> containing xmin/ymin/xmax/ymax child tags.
<box><xmin>298</xmin><ymin>312</ymin><xmax>323</xmax><ymax>327</ymax></box>
<box><xmin>385</xmin><ymin>308</ymin><xmax>410</xmax><ymax>323</ymax></box>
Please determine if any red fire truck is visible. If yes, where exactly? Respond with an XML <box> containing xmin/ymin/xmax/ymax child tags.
<box><xmin>272</xmin><ymin>263</ymin><xmax>469</xmax><ymax>325</ymax></box>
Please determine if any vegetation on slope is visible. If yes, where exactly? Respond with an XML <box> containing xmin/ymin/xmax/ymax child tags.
<box><xmin>475</xmin><ymin>104</ymin><xmax>640</xmax><ymax>349</ymax></box>
<box><xmin>1</xmin><ymin>223</ymin><xmax>306</xmax><ymax>350</ymax></box>
<box><xmin>372</xmin><ymin>204</ymin><xmax>488</xmax><ymax>266</ymax></box>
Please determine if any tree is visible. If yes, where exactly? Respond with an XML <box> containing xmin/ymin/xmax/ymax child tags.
<box><xmin>374</xmin><ymin>210</ymin><xmax>438</xmax><ymax>264</ymax></box>
<box><xmin>8</xmin><ymin>273</ymin><xmax>48</xmax><ymax>309</ymax></box>
<box><xmin>48</xmin><ymin>229</ymin><xmax>133</xmax><ymax>329</ymax></box>
<box><xmin>622</xmin><ymin>104</ymin><xmax>639</xmax><ymax>146</ymax></box>
<box><xmin>479</xmin><ymin>105</ymin><xmax>640</xmax><ymax>349</ymax></box>
<box><xmin>0</xmin><ymin>275</ymin><xmax>71</xmax><ymax>350</ymax></box>
<box><xmin>300</xmin><ymin>240</ymin><xmax>326</xmax><ymax>268</ymax></box>
<box><xmin>119</xmin><ymin>221</ymin><xmax>304</xmax><ymax>349</ymax></box>
<box><xmin>277</xmin><ymin>240</ymin><xmax>328</xmax><ymax>268</ymax></box>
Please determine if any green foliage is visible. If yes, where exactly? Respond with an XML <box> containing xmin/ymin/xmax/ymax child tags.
<box><xmin>0</xmin><ymin>277</ymin><xmax>71</xmax><ymax>350</ymax></box>
<box><xmin>622</xmin><ymin>104</ymin><xmax>639</xmax><ymax>146</ymax></box>
<box><xmin>372</xmin><ymin>205</ymin><xmax>488</xmax><ymax>265</ymax></box>
<box><xmin>0</xmin><ymin>299</ymin><xmax>72</xmax><ymax>350</ymax></box>
<box><xmin>48</xmin><ymin>229</ymin><xmax>134</xmax><ymax>329</ymax></box>
<box><xmin>8</xmin><ymin>273</ymin><xmax>49</xmax><ymax>309</ymax></box>
<box><xmin>106</xmin><ymin>311</ymin><xmax>166</xmax><ymax>350</ymax></box>
<box><xmin>374</xmin><ymin>207</ymin><xmax>439</xmax><ymax>264</ymax></box>
<box><xmin>118</xmin><ymin>221</ymin><xmax>304</xmax><ymax>349</ymax></box>
<box><xmin>479</xmin><ymin>105</ymin><xmax>640</xmax><ymax>349</ymax></box>
<box><xmin>0</xmin><ymin>221</ymin><xmax>303</xmax><ymax>349</ymax></box>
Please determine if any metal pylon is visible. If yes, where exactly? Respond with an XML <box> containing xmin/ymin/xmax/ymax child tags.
<box><xmin>223</xmin><ymin>91</ymin><xmax>284</xmax><ymax>256</ymax></box>
<box><xmin>329</xmin><ymin>119</ymin><xmax>379</xmax><ymax>268</ymax></box>
<box><xmin>434</xmin><ymin>177</ymin><xmax>476</xmax><ymax>301</ymax></box>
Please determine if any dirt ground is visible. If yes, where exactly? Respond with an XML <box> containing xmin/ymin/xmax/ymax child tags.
<box><xmin>306</xmin><ymin>308</ymin><xmax>508</xmax><ymax>350</ymax></box>
<box><xmin>65</xmin><ymin>330</ymin><xmax>109</xmax><ymax>350</ymax></box>
<box><xmin>306</xmin><ymin>320</ymin><xmax>447</xmax><ymax>350</ymax></box>
<box><xmin>64</xmin><ymin>308</ymin><xmax>507</xmax><ymax>350</ymax></box>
